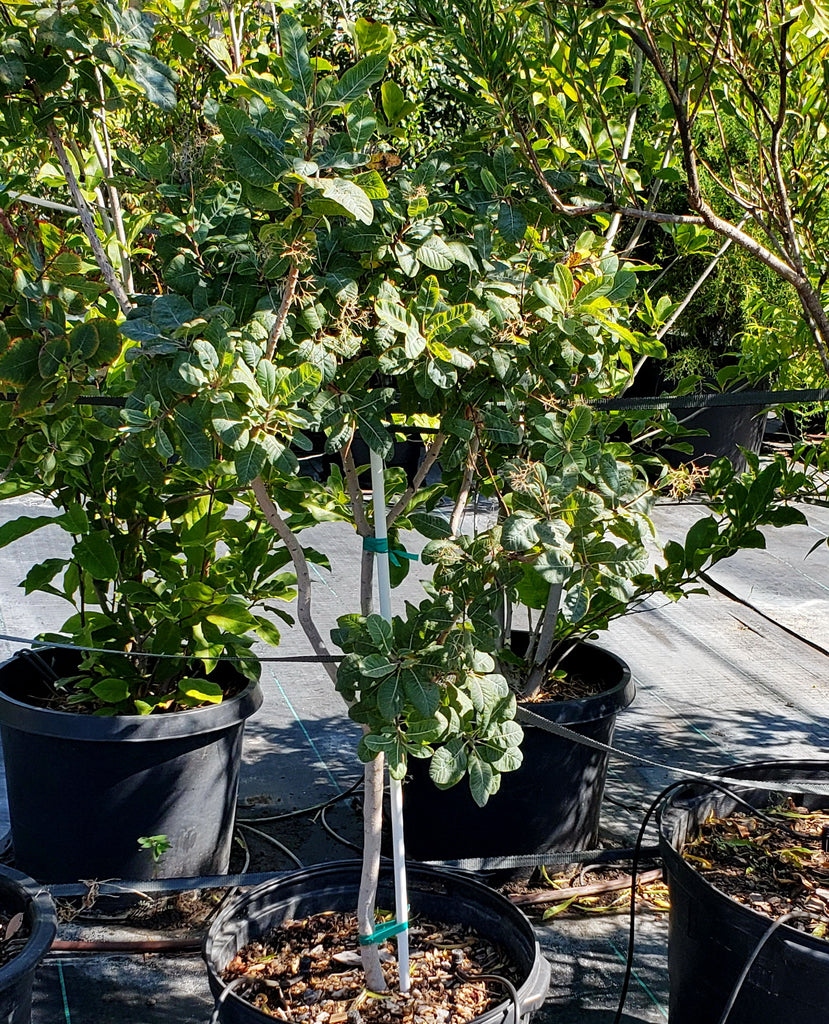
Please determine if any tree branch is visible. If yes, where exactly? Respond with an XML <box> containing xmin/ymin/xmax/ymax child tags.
<box><xmin>386</xmin><ymin>430</ymin><xmax>446</xmax><ymax>527</ymax></box>
<box><xmin>265</xmin><ymin>263</ymin><xmax>300</xmax><ymax>361</ymax></box>
<box><xmin>42</xmin><ymin>119</ymin><xmax>131</xmax><ymax>316</ymax></box>
<box><xmin>250</xmin><ymin>475</ymin><xmax>337</xmax><ymax>685</ymax></box>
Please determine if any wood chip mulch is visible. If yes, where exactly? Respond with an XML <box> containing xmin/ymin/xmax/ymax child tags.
<box><xmin>222</xmin><ymin>911</ymin><xmax>522</xmax><ymax>1024</ymax></box>
<box><xmin>684</xmin><ymin>798</ymin><xmax>829</xmax><ymax>937</ymax></box>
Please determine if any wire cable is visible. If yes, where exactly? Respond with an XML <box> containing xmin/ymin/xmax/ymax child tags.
<box><xmin>237</xmin><ymin>776</ymin><xmax>363</xmax><ymax>824</ymax></box>
<box><xmin>236</xmin><ymin>823</ymin><xmax>304</xmax><ymax>869</ymax></box>
<box><xmin>320</xmin><ymin>803</ymin><xmax>363</xmax><ymax>854</ymax></box>
<box><xmin>456</xmin><ymin>965</ymin><xmax>520</xmax><ymax>1024</ymax></box>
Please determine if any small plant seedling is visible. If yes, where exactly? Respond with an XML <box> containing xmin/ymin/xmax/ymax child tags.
<box><xmin>138</xmin><ymin>835</ymin><xmax>172</xmax><ymax>864</ymax></box>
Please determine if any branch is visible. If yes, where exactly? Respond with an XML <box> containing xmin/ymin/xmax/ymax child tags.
<box><xmin>265</xmin><ymin>263</ymin><xmax>300</xmax><ymax>361</ymax></box>
<box><xmin>509</xmin><ymin>868</ymin><xmax>664</xmax><ymax>907</ymax></box>
<box><xmin>386</xmin><ymin>430</ymin><xmax>446</xmax><ymax>527</ymax></box>
<box><xmin>514</xmin><ymin>117</ymin><xmax>704</xmax><ymax>226</ymax></box>
<box><xmin>41</xmin><ymin>118</ymin><xmax>132</xmax><ymax>316</ymax></box>
<box><xmin>450</xmin><ymin>431</ymin><xmax>480</xmax><ymax>537</ymax></box>
<box><xmin>250</xmin><ymin>475</ymin><xmax>337</xmax><ymax>685</ymax></box>
<box><xmin>358</xmin><ymin>753</ymin><xmax>390</xmax><ymax>992</ymax></box>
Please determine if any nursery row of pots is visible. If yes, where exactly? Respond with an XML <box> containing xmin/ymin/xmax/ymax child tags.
<box><xmin>0</xmin><ymin>643</ymin><xmax>825</xmax><ymax>1023</ymax></box>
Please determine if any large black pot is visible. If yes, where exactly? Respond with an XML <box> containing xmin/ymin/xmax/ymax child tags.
<box><xmin>0</xmin><ymin>648</ymin><xmax>262</xmax><ymax>883</ymax></box>
<box><xmin>403</xmin><ymin>641</ymin><xmax>634</xmax><ymax>863</ymax></box>
<box><xmin>0</xmin><ymin>864</ymin><xmax>56</xmax><ymax>1024</ymax></box>
<box><xmin>659</xmin><ymin>760</ymin><xmax>829</xmax><ymax>1024</ymax></box>
<box><xmin>667</xmin><ymin>403</ymin><xmax>766</xmax><ymax>472</ymax></box>
<box><xmin>203</xmin><ymin>860</ymin><xmax>550</xmax><ymax>1024</ymax></box>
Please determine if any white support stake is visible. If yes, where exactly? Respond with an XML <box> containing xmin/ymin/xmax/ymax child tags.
<box><xmin>369</xmin><ymin>448</ymin><xmax>410</xmax><ymax>994</ymax></box>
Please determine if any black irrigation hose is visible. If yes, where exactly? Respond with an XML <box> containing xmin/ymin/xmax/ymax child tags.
<box><xmin>456</xmin><ymin>964</ymin><xmax>520</xmax><ymax>1024</ymax></box>
<box><xmin>7</xmin><ymin>386</ymin><xmax>829</xmax><ymax>414</ymax></box>
<box><xmin>320</xmin><ymin>802</ymin><xmax>363</xmax><ymax>854</ymax></box>
<box><xmin>237</xmin><ymin>776</ymin><xmax>363</xmax><ymax>824</ymax></box>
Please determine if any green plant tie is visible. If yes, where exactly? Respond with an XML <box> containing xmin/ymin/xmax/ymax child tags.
<box><xmin>358</xmin><ymin>918</ymin><xmax>409</xmax><ymax>946</ymax></box>
<box><xmin>362</xmin><ymin>536</ymin><xmax>418</xmax><ymax>567</ymax></box>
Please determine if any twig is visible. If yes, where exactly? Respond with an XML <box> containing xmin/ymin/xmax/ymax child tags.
<box><xmin>509</xmin><ymin>868</ymin><xmax>664</xmax><ymax>907</ymax></box>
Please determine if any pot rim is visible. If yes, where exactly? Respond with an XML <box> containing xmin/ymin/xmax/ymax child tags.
<box><xmin>0</xmin><ymin>648</ymin><xmax>263</xmax><ymax>741</ymax></box>
<box><xmin>0</xmin><ymin>864</ymin><xmax>56</xmax><ymax>986</ymax></box>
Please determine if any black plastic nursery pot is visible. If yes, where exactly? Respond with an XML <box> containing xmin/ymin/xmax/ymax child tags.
<box><xmin>203</xmin><ymin>860</ymin><xmax>551</xmax><ymax>1024</ymax></box>
<box><xmin>402</xmin><ymin>641</ymin><xmax>634</xmax><ymax>864</ymax></box>
<box><xmin>667</xmin><ymin>403</ymin><xmax>766</xmax><ymax>472</ymax></box>
<box><xmin>0</xmin><ymin>648</ymin><xmax>262</xmax><ymax>883</ymax></box>
<box><xmin>659</xmin><ymin>760</ymin><xmax>829</xmax><ymax>1024</ymax></box>
<box><xmin>0</xmin><ymin>864</ymin><xmax>56</xmax><ymax>1024</ymax></box>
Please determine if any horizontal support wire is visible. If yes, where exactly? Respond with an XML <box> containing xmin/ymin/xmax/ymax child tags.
<box><xmin>2</xmin><ymin>386</ymin><xmax>827</xmax><ymax>424</ymax></box>
<box><xmin>0</xmin><ymin>633</ymin><xmax>342</xmax><ymax>663</ymax></box>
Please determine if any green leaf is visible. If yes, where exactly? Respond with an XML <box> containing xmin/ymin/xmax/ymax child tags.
<box><xmin>366</xmin><ymin>614</ymin><xmax>393</xmax><ymax>651</ymax></box>
<box><xmin>347</xmin><ymin>96</ymin><xmax>376</xmax><ymax>149</ymax></box>
<box><xmin>401</xmin><ymin>668</ymin><xmax>440</xmax><ymax>716</ymax></box>
<box><xmin>20</xmin><ymin>558</ymin><xmax>67</xmax><ymax>596</ymax></box>
<box><xmin>126</xmin><ymin>50</ymin><xmax>178</xmax><ymax>111</ymax></box>
<box><xmin>205</xmin><ymin>602</ymin><xmax>256</xmax><ymax>631</ymax></box>
<box><xmin>74</xmin><ymin>531</ymin><xmax>119</xmax><ymax>580</ymax></box>
<box><xmin>91</xmin><ymin>677</ymin><xmax>130</xmax><ymax>704</ymax></box>
<box><xmin>328</xmin><ymin>54</ymin><xmax>388</xmax><ymax>107</ymax></box>
<box><xmin>377</xmin><ymin>675</ymin><xmax>403</xmax><ymax>718</ymax></box>
<box><xmin>234</xmin><ymin>439</ymin><xmax>268</xmax><ymax>485</ymax></box>
<box><xmin>279</xmin><ymin>13</ymin><xmax>313</xmax><ymax>107</ymax></box>
<box><xmin>0</xmin><ymin>337</ymin><xmax>41</xmax><ymax>387</ymax></box>
<box><xmin>175</xmin><ymin>407</ymin><xmax>213</xmax><ymax>469</ymax></box>
<box><xmin>498</xmin><ymin>203</ymin><xmax>527</xmax><ymax>243</ymax></box>
<box><xmin>381</xmin><ymin>80</ymin><xmax>416</xmax><ymax>124</ymax></box>
<box><xmin>231</xmin><ymin>136</ymin><xmax>287</xmax><ymax>186</ymax></box>
<box><xmin>353</xmin><ymin>18</ymin><xmax>396</xmax><ymax>55</ymax></box>
<box><xmin>361</xmin><ymin>653</ymin><xmax>396</xmax><ymax>678</ymax></box>
<box><xmin>152</xmin><ymin>294</ymin><xmax>196</xmax><ymax>332</ymax></box>
<box><xmin>217</xmin><ymin>105</ymin><xmax>250</xmax><ymax>144</ymax></box>
<box><xmin>254</xmin><ymin>615</ymin><xmax>282</xmax><ymax>647</ymax></box>
<box><xmin>502</xmin><ymin>514</ymin><xmax>539</xmax><ymax>551</ymax></box>
<box><xmin>430</xmin><ymin>739</ymin><xmax>467</xmax><ymax>788</ymax></box>
<box><xmin>564</xmin><ymin>405</ymin><xmax>593</xmax><ymax>441</ymax></box>
<box><xmin>315</xmin><ymin>177</ymin><xmax>374</xmax><ymax>224</ymax></box>
<box><xmin>0</xmin><ymin>56</ymin><xmax>26</xmax><ymax>92</ymax></box>
<box><xmin>416</xmin><ymin>236</ymin><xmax>454</xmax><ymax>271</ymax></box>
<box><xmin>276</xmin><ymin>363</ymin><xmax>322</xmax><ymax>403</ymax></box>
<box><xmin>0</xmin><ymin>515</ymin><xmax>58</xmax><ymax>551</ymax></box>
<box><xmin>211</xmin><ymin>400</ymin><xmax>249</xmax><ymax>450</ymax></box>
<box><xmin>468</xmin><ymin>754</ymin><xmax>497</xmax><ymax>807</ymax></box>
<box><xmin>177</xmin><ymin>678</ymin><xmax>224</xmax><ymax>705</ymax></box>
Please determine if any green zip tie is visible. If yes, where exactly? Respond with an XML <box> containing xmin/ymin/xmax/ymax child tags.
<box><xmin>362</xmin><ymin>536</ymin><xmax>419</xmax><ymax>567</ymax></box>
<box><xmin>358</xmin><ymin>918</ymin><xmax>409</xmax><ymax>946</ymax></box>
